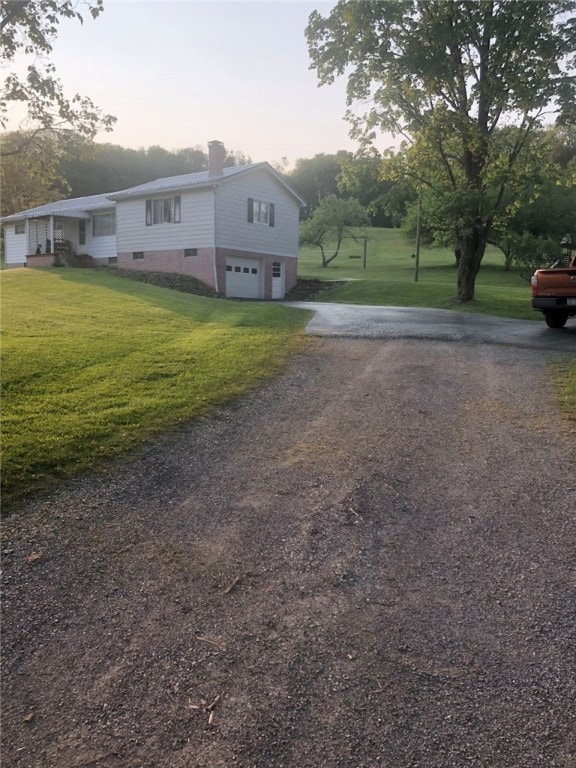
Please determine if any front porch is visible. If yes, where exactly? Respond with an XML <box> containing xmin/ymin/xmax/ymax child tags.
<box><xmin>23</xmin><ymin>214</ymin><xmax>92</xmax><ymax>267</ymax></box>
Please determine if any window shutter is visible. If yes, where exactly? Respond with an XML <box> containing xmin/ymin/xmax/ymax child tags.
<box><xmin>145</xmin><ymin>199</ymin><xmax>152</xmax><ymax>226</ymax></box>
<box><xmin>269</xmin><ymin>203</ymin><xmax>275</xmax><ymax>227</ymax></box>
<box><xmin>247</xmin><ymin>198</ymin><xmax>254</xmax><ymax>223</ymax></box>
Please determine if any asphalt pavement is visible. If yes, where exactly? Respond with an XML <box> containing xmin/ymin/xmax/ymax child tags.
<box><xmin>284</xmin><ymin>302</ymin><xmax>576</xmax><ymax>353</ymax></box>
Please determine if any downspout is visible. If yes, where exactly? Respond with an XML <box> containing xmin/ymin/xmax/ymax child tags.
<box><xmin>49</xmin><ymin>215</ymin><xmax>55</xmax><ymax>256</ymax></box>
<box><xmin>212</xmin><ymin>183</ymin><xmax>219</xmax><ymax>293</ymax></box>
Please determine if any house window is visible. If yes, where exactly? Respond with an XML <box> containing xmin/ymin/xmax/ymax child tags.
<box><xmin>15</xmin><ymin>223</ymin><xmax>25</xmax><ymax>234</ymax></box>
<box><xmin>247</xmin><ymin>198</ymin><xmax>275</xmax><ymax>227</ymax></box>
<box><xmin>145</xmin><ymin>195</ymin><xmax>181</xmax><ymax>226</ymax></box>
<box><xmin>79</xmin><ymin>220</ymin><xmax>86</xmax><ymax>245</ymax></box>
<box><xmin>184</xmin><ymin>248</ymin><xmax>197</xmax><ymax>257</ymax></box>
<box><xmin>132</xmin><ymin>252</ymin><xmax>144</xmax><ymax>260</ymax></box>
<box><xmin>272</xmin><ymin>262</ymin><xmax>282</xmax><ymax>277</ymax></box>
<box><xmin>92</xmin><ymin>213</ymin><xmax>116</xmax><ymax>237</ymax></box>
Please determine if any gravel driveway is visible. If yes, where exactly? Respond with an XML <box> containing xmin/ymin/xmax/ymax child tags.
<box><xmin>2</xmin><ymin>338</ymin><xmax>575</xmax><ymax>767</ymax></box>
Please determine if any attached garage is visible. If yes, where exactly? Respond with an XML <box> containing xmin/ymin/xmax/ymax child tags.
<box><xmin>225</xmin><ymin>256</ymin><xmax>262</xmax><ymax>299</ymax></box>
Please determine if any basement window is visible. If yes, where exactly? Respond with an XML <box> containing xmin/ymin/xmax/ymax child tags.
<box><xmin>132</xmin><ymin>252</ymin><xmax>144</xmax><ymax>260</ymax></box>
<box><xmin>184</xmin><ymin>248</ymin><xmax>197</xmax><ymax>257</ymax></box>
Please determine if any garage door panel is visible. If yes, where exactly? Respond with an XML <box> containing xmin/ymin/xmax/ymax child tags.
<box><xmin>225</xmin><ymin>257</ymin><xmax>262</xmax><ymax>299</ymax></box>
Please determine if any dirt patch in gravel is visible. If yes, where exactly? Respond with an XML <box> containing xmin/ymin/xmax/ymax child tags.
<box><xmin>2</xmin><ymin>339</ymin><xmax>575</xmax><ymax>767</ymax></box>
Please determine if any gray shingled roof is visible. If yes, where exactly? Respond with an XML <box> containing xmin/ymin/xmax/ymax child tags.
<box><xmin>1</xmin><ymin>193</ymin><xmax>114</xmax><ymax>222</ymax></box>
<box><xmin>2</xmin><ymin>162</ymin><xmax>306</xmax><ymax>222</ymax></box>
<box><xmin>108</xmin><ymin>162</ymin><xmax>306</xmax><ymax>205</ymax></box>
<box><xmin>108</xmin><ymin>163</ymin><xmax>259</xmax><ymax>200</ymax></box>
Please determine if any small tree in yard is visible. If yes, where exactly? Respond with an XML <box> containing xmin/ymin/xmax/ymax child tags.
<box><xmin>300</xmin><ymin>195</ymin><xmax>369</xmax><ymax>267</ymax></box>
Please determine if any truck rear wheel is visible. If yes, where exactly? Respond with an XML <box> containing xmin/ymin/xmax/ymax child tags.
<box><xmin>544</xmin><ymin>311</ymin><xmax>568</xmax><ymax>329</ymax></box>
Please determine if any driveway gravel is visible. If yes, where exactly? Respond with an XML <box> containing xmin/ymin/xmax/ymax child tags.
<box><xmin>2</xmin><ymin>337</ymin><xmax>575</xmax><ymax>767</ymax></box>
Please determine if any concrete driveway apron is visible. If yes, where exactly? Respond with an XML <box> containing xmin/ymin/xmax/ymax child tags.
<box><xmin>284</xmin><ymin>302</ymin><xmax>576</xmax><ymax>353</ymax></box>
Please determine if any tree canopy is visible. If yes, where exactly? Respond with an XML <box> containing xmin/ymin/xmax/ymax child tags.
<box><xmin>306</xmin><ymin>0</ymin><xmax>576</xmax><ymax>301</ymax></box>
<box><xmin>0</xmin><ymin>0</ymin><xmax>116</xmax><ymax>156</ymax></box>
<box><xmin>288</xmin><ymin>152</ymin><xmax>351</xmax><ymax>215</ymax></box>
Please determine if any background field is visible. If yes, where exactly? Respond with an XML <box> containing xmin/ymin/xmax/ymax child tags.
<box><xmin>298</xmin><ymin>227</ymin><xmax>534</xmax><ymax>320</ymax></box>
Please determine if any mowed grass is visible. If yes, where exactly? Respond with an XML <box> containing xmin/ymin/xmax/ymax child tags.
<box><xmin>1</xmin><ymin>268</ymin><xmax>310</xmax><ymax>505</ymax></box>
<box><xmin>299</xmin><ymin>227</ymin><xmax>535</xmax><ymax>320</ymax></box>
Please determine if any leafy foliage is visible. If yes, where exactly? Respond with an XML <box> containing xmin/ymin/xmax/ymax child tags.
<box><xmin>288</xmin><ymin>152</ymin><xmax>352</xmax><ymax>215</ymax></box>
<box><xmin>0</xmin><ymin>0</ymin><xmax>116</xmax><ymax>155</ymax></box>
<box><xmin>0</xmin><ymin>130</ymin><xmax>68</xmax><ymax>215</ymax></box>
<box><xmin>306</xmin><ymin>0</ymin><xmax>576</xmax><ymax>301</ymax></box>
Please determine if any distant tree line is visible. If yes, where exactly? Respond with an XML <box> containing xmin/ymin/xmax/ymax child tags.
<box><xmin>1</xmin><ymin>126</ymin><xmax>574</xmax><ymax>277</ymax></box>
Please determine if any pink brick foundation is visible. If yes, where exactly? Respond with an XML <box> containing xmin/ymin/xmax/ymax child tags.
<box><xmin>116</xmin><ymin>247</ymin><xmax>297</xmax><ymax>299</ymax></box>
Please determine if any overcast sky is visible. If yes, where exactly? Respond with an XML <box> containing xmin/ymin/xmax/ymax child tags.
<box><xmin>8</xmin><ymin>0</ymin><xmax>398</xmax><ymax>167</ymax></box>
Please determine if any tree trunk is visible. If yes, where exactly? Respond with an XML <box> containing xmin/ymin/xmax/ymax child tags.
<box><xmin>456</xmin><ymin>227</ymin><xmax>487</xmax><ymax>301</ymax></box>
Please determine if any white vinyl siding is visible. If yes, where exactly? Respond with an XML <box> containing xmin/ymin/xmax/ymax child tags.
<box><xmin>3</xmin><ymin>222</ymin><xmax>28</xmax><ymax>265</ymax></box>
<box><xmin>216</xmin><ymin>169</ymin><xmax>300</xmax><ymax>257</ymax></box>
<box><xmin>86</xmin><ymin>232</ymin><xmax>117</xmax><ymax>260</ymax></box>
<box><xmin>115</xmin><ymin>188</ymin><xmax>215</xmax><ymax>252</ymax></box>
<box><xmin>83</xmin><ymin>210</ymin><xmax>117</xmax><ymax>260</ymax></box>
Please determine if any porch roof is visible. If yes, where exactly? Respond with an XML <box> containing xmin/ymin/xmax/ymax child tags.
<box><xmin>1</xmin><ymin>193</ymin><xmax>114</xmax><ymax>223</ymax></box>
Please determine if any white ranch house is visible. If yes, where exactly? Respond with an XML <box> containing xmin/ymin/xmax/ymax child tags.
<box><xmin>1</xmin><ymin>141</ymin><xmax>306</xmax><ymax>300</ymax></box>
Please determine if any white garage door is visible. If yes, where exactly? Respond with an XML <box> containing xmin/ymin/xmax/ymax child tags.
<box><xmin>225</xmin><ymin>257</ymin><xmax>262</xmax><ymax>299</ymax></box>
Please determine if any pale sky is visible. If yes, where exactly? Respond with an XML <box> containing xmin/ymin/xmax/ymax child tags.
<box><xmin>7</xmin><ymin>0</ymin><xmax>397</xmax><ymax>167</ymax></box>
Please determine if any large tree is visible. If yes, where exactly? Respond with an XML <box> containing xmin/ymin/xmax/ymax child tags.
<box><xmin>0</xmin><ymin>130</ymin><xmax>68</xmax><ymax>216</ymax></box>
<box><xmin>0</xmin><ymin>0</ymin><xmax>116</xmax><ymax>156</ymax></box>
<box><xmin>306</xmin><ymin>1</ymin><xmax>576</xmax><ymax>301</ymax></box>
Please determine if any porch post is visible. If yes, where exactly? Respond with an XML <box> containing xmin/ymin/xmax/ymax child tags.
<box><xmin>49</xmin><ymin>214</ymin><xmax>55</xmax><ymax>254</ymax></box>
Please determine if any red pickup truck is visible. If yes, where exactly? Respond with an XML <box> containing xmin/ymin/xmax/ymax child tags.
<box><xmin>531</xmin><ymin>255</ymin><xmax>576</xmax><ymax>328</ymax></box>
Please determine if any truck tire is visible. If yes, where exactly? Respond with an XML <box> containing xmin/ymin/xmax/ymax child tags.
<box><xmin>544</xmin><ymin>311</ymin><xmax>568</xmax><ymax>329</ymax></box>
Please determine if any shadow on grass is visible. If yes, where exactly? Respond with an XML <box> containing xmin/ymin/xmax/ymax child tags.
<box><xmin>49</xmin><ymin>267</ymin><xmax>311</xmax><ymax>330</ymax></box>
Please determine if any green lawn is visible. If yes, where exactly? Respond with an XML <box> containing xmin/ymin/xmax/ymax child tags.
<box><xmin>1</xmin><ymin>268</ymin><xmax>310</xmax><ymax>506</ymax></box>
<box><xmin>298</xmin><ymin>227</ymin><xmax>535</xmax><ymax>320</ymax></box>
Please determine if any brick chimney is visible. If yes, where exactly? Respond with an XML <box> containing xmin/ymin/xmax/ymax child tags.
<box><xmin>208</xmin><ymin>140</ymin><xmax>225</xmax><ymax>178</ymax></box>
